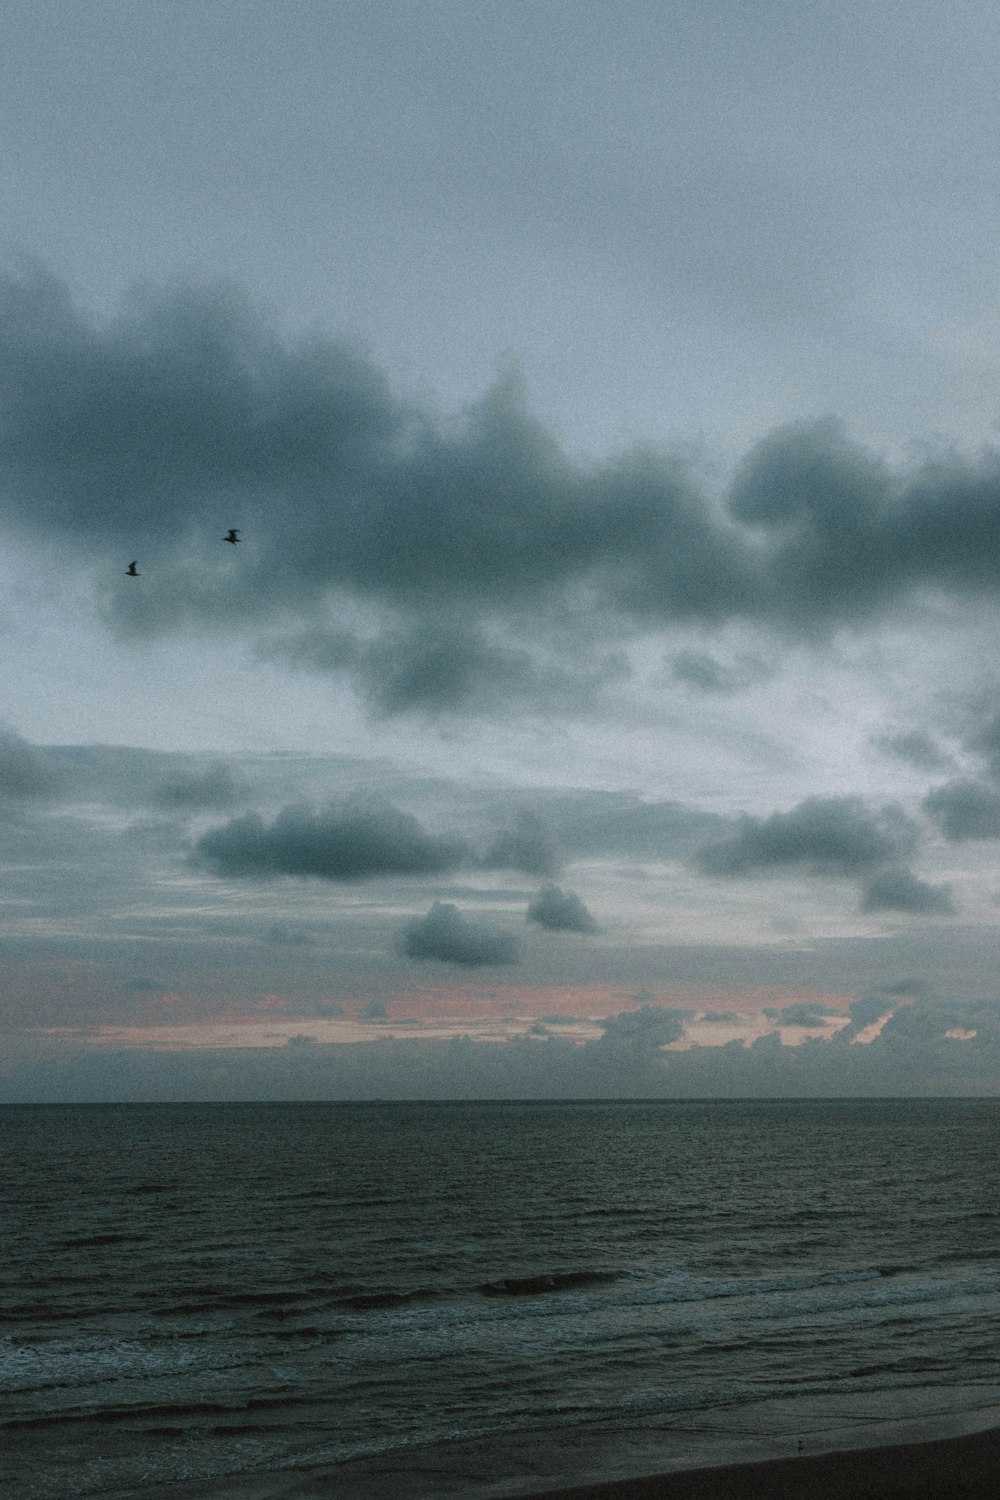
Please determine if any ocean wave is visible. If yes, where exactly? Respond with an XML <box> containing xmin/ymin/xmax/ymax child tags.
<box><xmin>480</xmin><ymin>1270</ymin><xmax>621</xmax><ymax>1298</ymax></box>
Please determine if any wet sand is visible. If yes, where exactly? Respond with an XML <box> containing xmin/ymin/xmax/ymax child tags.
<box><xmin>95</xmin><ymin>1422</ymin><xmax>1000</xmax><ymax>1499</ymax></box>
<box><xmin>527</xmin><ymin>1425</ymin><xmax>1000</xmax><ymax>1498</ymax></box>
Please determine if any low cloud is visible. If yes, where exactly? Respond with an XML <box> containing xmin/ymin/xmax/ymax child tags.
<box><xmin>697</xmin><ymin>796</ymin><xmax>918</xmax><ymax>878</ymax></box>
<box><xmin>482</xmin><ymin>811</ymin><xmax>561</xmax><ymax>877</ymax></box>
<box><xmin>592</xmin><ymin>1005</ymin><xmax>688</xmax><ymax>1060</ymax></box>
<box><xmin>195</xmin><ymin>803</ymin><xmax>467</xmax><ymax>880</ymax></box>
<box><xmin>401</xmin><ymin>902</ymin><xmax>520</xmax><ymax>967</ymax></box>
<box><xmin>670</xmin><ymin>649</ymin><xmax>769</xmax><ymax>696</ymax></box>
<box><xmin>155</xmin><ymin>762</ymin><xmax>246</xmax><ymax>812</ymax></box>
<box><xmin>860</xmin><ymin>866</ymin><xmax>955</xmax><ymax>915</ymax></box>
<box><xmin>875</xmin><ymin>729</ymin><xmax>954</xmax><ymax>773</ymax></box>
<box><xmin>776</xmin><ymin>1003</ymin><xmax>841</xmax><ymax>1026</ymax></box>
<box><xmin>0</xmin><ymin>730</ymin><xmax>59</xmax><ymax>800</ymax></box>
<box><xmin>924</xmin><ymin>779</ymin><xmax>1000</xmax><ymax>840</ymax></box>
<box><xmin>264</xmin><ymin>922</ymin><xmax>317</xmax><ymax>947</ymax></box>
<box><xmin>526</xmin><ymin>885</ymin><xmax>598</xmax><ymax>933</ymax></box>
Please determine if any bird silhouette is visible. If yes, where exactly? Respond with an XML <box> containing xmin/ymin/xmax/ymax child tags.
<box><xmin>223</xmin><ymin>529</ymin><xmax>240</xmax><ymax>545</ymax></box>
<box><xmin>126</xmin><ymin>561</ymin><xmax>140</xmax><ymax>576</ymax></box>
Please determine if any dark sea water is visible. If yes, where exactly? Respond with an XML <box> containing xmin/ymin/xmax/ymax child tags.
<box><xmin>3</xmin><ymin>1098</ymin><xmax>1000</xmax><ymax>1498</ymax></box>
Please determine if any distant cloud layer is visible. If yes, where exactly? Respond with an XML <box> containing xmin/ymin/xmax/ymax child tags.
<box><xmin>5</xmin><ymin>269</ymin><xmax>1000</xmax><ymax>719</ymax></box>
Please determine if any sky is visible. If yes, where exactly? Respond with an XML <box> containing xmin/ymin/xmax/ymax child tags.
<box><xmin>3</xmin><ymin>0</ymin><xmax>1000</xmax><ymax>1100</ymax></box>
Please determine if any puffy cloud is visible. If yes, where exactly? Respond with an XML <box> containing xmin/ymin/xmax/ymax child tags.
<box><xmin>195</xmin><ymin>803</ymin><xmax>467</xmax><ymax>880</ymax></box>
<box><xmin>401</xmin><ymin>901</ymin><xmax>519</xmax><ymax>967</ymax></box>
<box><xmin>923</xmin><ymin>779</ymin><xmax>1000</xmax><ymax>840</ymax></box>
<box><xmin>526</xmin><ymin>885</ymin><xmax>598</xmax><ymax>933</ymax></box>
<box><xmin>859</xmin><ymin>866</ymin><xmax>955</xmax><ymax>915</ymax></box>
<box><xmin>697</xmin><ymin>796</ymin><xmax>918</xmax><ymax>878</ymax></box>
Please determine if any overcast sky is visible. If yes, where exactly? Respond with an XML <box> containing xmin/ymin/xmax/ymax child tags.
<box><xmin>3</xmin><ymin>0</ymin><xmax>1000</xmax><ymax>1100</ymax></box>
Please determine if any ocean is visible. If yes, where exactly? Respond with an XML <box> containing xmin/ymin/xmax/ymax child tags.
<box><xmin>3</xmin><ymin>1098</ymin><xmax>1000</xmax><ymax>1498</ymax></box>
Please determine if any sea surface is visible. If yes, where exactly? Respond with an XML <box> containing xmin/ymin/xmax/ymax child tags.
<box><xmin>3</xmin><ymin>1098</ymin><xmax>1000</xmax><ymax>1498</ymax></box>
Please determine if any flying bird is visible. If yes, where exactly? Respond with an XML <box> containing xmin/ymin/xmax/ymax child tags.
<box><xmin>223</xmin><ymin>529</ymin><xmax>240</xmax><ymax>545</ymax></box>
<box><xmin>126</xmin><ymin>561</ymin><xmax>140</xmax><ymax>576</ymax></box>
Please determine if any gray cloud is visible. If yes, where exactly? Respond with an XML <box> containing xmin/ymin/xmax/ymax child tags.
<box><xmin>591</xmin><ymin>1005</ymin><xmax>688</xmax><ymax>1061</ymax></box>
<box><xmin>860</xmin><ymin>866</ymin><xmax>955</xmax><ymax>916</ymax></box>
<box><xmin>924</xmin><ymin>779</ymin><xmax>1000</xmax><ymax>840</ymax></box>
<box><xmin>195</xmin><ymin>803</ymin><xmax>467</xmax><ymax>881</ymax></box>
<box><xmin>264</xmin><ymin>922</ymin><xmax>317</xmax><ymax>948</ymax></box>
<box><xmin>966</xmin><ymin>710</ymin><xmax>1000</xmax><ymax>780</ymax></box>
<box><xmin>154</xmin><ymin>762</ymin><xmax>246</xmax><ymax>812</ymax></box>
<box><xmin>0</xmin><ymin>730</ymin><xmax>59</xmax><ymax>800</ymax></box>
<box><xmin>8</xmin><ymin>272</ymin><xmax>1000</xmax><ymax>719</ymax></box>
<box><xmin>401</xmin><ymin>901</ymin><xmax>519</xmax><ymax>967</ymax></box>
<box><xmin>543</xmin><ymin>791</ymin><xmax>723</xmax><ymax>862</ymax></box>
<box><xmin>697</xmin><ymin>796</ymin><xmax>919</xmax><ymax>878</ymax></box>
<box><xmin>875</xmin><ymin>729</ymin><xmax>954</xmax><ymax>773</ymax></box>
<box><xmin>526</xmin><ymin>885</ymin><xmax>598</xmax><ymax>934</ymax></box>
<box><xmin>482</xmin><ymin>811</ymin><xmax>561</xmax><ymax>878</ymax></box>
<box><xmin>268</xmin><ymin>620</ymin><xmax>626</xmax><ymax>719</ymax></box>
<box><xmin>776</xmin><ymin>1003</ymin><xmax>841</xmax><ymax>1026</ymax></box>
<box><xmin>670</xmin><ymin>649</ymin><xmax>769</xmax><ymax>696</ymax></box>
<box><xmin>842</xmin><ymin>993</ymin><xmax>895</xmax><ymax>1035</ymax></box>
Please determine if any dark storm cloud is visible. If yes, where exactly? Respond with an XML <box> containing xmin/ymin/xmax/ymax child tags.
<box><xmin>7</xmin><ymin>271</ymin><xmax>1000</xmax><ymax>717</ymax></box>
<box><xmin>859</xmin><ymin>866</ymin><xmax>955</xmax><ymax>916</ymax></box>
<box><xmin>401</xmin><ymin>901</ymin><xmax>519</xmax><ymax>967</ymax></box>
<box><xmin>194</xmin><ymin>803</ymin><xmax>467</xmax><ymax>881</ymax></box>
<box><xmin>696</xmin><ymin>796</ymin><xmax>919</xmax><ymax>878</ymax></box>
<box><xmin>727</xmin><ymin>417</ymin><xmax>1000</xmax><ymax>624</ymax></box>
<box><xmin>923</xmin><ymin>779</ymin><xmax>1000</xmax><ymax>840</ymax></box>
<box><xmin>154</xmin><ymin>762</ymin><xmax>246</xmax><ymax>812</ymax></box>
<box><xmin>526</xmin><ymin>885</ymin><xmax>598</xmax><ymax>934</ymax></box>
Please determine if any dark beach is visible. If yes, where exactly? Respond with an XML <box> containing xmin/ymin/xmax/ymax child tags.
<box><xmin>527</xmin><ymin>1426</ymin><xmax>1000</xmax><ymax>1499</ymax></box>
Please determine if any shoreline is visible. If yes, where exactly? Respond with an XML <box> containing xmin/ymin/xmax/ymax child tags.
<box><xmin>523</xmin><ymin>1426</ymin><xmax>1000</xmax><ymax>1499</ymax></box>
<box><xmin>92</xmin><ymin>1413</ymin><xmax>1000</xmax><ymax>1500</ymax></box>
